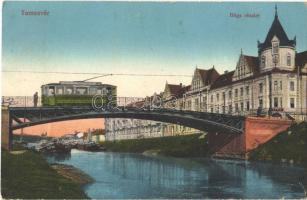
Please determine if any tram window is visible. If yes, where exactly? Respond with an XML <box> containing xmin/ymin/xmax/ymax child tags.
<box><xmin>97</xmin><ymin>89</ymin><xmax>102</xmax><ymax>94</ymax></box>
<box><xmin>66</xmin><ymin>87</ymin><xmax>73</xmax><ymax>94</ymax></box>
<box><xmin>89</xmin><ymin>87</ymin><xmax>97</xmax><ymax>95</ymax></box>
<box><xmin>76</xmin><ymin>87</ymin><xmax>88</xmax><ymax>95</ymax></box>
<box><xmin>102</xmin><ymin>88</ymin><xmax>108</xmax><ymax>95</ymax></box>
<box><xmin>48</xmin><ymin>86</ymin><xmax>55</xmax><ymax>95</ymax></box>
<box><xmin>56</xmin><ymin>87</ymin><xmax>63</xmax><ymax>95</ymax></box>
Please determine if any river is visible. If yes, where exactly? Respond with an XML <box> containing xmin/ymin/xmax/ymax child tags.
<box><xmin>46</xmin><ymin>149</ymin><xmax>306</xmax><ymax>199</ymax></box>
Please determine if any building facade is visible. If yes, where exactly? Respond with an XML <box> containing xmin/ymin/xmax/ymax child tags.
<box><xmin>105</xmin><ymin>8</ymin><xmax>307</xmax><ymax>141</ymax></box>
<box><xmin>183</xmin><ymin>9</ymin><xmax>307</xmax><ymax>120</ymax></box>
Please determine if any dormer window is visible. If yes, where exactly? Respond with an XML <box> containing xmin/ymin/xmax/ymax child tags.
<box><xmin>272</xmin><ymin>41</ymin><xmax>279</xmax><ymax>54</ymax></box>
<box><xmin>287</xmin><ymin>53</ymin><xmax>291</xmax><ymax>66</ymax></box>
<box><xmin>261</xmin><ymin>56</ymin><xmax>266</xmax><ymax>67</ymax></box>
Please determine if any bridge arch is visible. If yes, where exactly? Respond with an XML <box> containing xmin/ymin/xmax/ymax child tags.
<box><xmin>9</xmin><ymin>107</ymin><xmax>245</xmax><ymax>135</ymax></box>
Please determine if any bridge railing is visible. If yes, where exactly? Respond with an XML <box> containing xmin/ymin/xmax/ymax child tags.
<box><xmin>2</xmin><ymin>96</ymin><xmax>42</xmax><ymax>107</ymax></box>
<box><xmin>1</xmin><ymin>96</ymin><xmax>144</xmax><ymax>108</ymax></box>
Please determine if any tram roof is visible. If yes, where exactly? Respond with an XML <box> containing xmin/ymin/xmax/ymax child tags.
<box><xmin>41</xmin><ymin>81</ymin><xmax>116</xmax><ymax>87</ymax></box>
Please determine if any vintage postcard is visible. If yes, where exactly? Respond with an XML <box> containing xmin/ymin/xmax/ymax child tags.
<box><xmin>1</xmin><ymin>1</ymin><xmax>307</xmax><ymax>199</ymax></box>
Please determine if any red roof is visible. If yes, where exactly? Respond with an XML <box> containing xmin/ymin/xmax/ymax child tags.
<box><xmin>296</xmin><ymin>51</ymin><xmax>307</xmax><ymax>68</ymax></box>
<box><xmin>197</xmin><ymin>68</ymin><xmax>220</xmax><ymax>86</ymax></box>
<box><xmin>243</xmin><ymin>55</ymin><xmax>259</xmax><ymax>75</ymax></box>
<box><xmin>167</xmin><ymin>84</ymin><xmax>183</xmax><ymax>96</ymax></box>
<box><xmin>211</xmin><ymin>71</ymin><xmax>235</xmax><ymax>89</ymax></box>
<box><xmin>165</xmin><ymin>83</ymin><xmax>190</xmax><ymax>98</ymax></box>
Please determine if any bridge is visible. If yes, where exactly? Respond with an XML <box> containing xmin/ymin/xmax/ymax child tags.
<box><xmin>2</xmin><ymin>105</ymin><xmax>293</xmax><ymax>159</ymax></box>
<box><xmin>8</xmin><ymin>106</ymin><xmax>245</xmax><ymax>134</ymax></box>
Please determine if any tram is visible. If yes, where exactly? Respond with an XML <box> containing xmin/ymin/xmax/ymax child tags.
<box><xmin>41</xmin><ymin>81</ymin><xmax>117</xmax><ymax>106</ymax></box>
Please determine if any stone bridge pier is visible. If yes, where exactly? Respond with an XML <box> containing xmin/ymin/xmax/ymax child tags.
<box><xmin>208</xmin><ymin>117</ymin><xmax>294</xmax><ymax>159</ymax></box>
<box><xmin>1</xmin><ymin>108</ymin><xmax>12</xmax><ymax>150</ymax></box>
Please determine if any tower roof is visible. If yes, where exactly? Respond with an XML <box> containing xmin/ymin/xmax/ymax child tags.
<box><xmin>258</xmin><ymin>6</ymin><xmax>296</xmax><ymax>51</ymax></box>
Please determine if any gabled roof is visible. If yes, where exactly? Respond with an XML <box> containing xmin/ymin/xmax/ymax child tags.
<box><xmin>210</xmin><ymin>71</ymin><xmax>235</xmax><ymax>89</ymax></box>
<box><xmin>243</xmin><ymin>55</ymin><xmax>260</xmax><ymax>75</ymax></box>
<box><xmin>197</xmin><ymin>68</ymin><xmax>220</xmax><ymax>86</ymax></box>
<box><xmin>296</xmin><ymin>51</ymin><xmax>307</xmax><ymax>68</ymax></box>
<box><xmin>258</xmin><ymin>8</ymin><xmax>295</xmax><ymax>51</ymax></box>
<box><xmin>164</xmin><ymin>83</ymin><xmax>190</xmax><ymax>98</ymax></box>
<box><xmin>183</xmin><ymin>85</ymin><xmax>191</xmax><ymax>92</ymax></box>
<box><xmin>167</xmin><ymin>84</ymin><xmax>183</xmax><ymax>96</ymax></box>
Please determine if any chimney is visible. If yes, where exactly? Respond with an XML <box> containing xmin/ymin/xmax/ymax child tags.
<box><xmin>179</xmin><ymin>83</ymin><xmax>183</xmax><ymax>87</ymax></box>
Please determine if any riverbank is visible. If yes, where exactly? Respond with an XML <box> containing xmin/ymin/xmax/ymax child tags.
<box><xmin>102</xmin><ymin>133</ymin><xmax>209</xmax><ymax>157</ymax></box>
<box><xmin>1</xmin><ymin>149</ymin><xmax>89</xmax><ymax>199</ymax></box>
<box><xmin>51</xmin><ymin>163</ymin><xmax>94</xmax><ymax>185</ymax></box>
<box><xmin>249</xmin><ymin>122</ymin><xmax>307</xmax><ymax>165</ymax></box>
<box><xmin>249</xmin><ymin>121</ymin><xmax>307</xmax><ymax>194</ymax></box>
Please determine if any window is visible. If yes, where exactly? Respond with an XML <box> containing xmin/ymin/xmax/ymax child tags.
<box><xmin>261</xmin><ymin>56</ymin><xmax>266</xmax><ymax>67</ymax></box>
<box><xmin>89</xmin><ymin>87</ymin><xmax>97</xmax><ymax>95</ymax></box>
<box><xmin>259</xmin><ymin>99</ymin><xmax>263</xmax><ymax>108</ymax></box>
<box><xmin>211</xmin><ymin>95</ymin><xmax>213</xmax><ymax>103</ymax></box>
<box><xmin>66</xmin><ymin>87</ymin><xmax>73</xmax><ymax>94</ymax></box>
<box><xmin>290</xmin><ymin>98</ymin><xmax>295</xmax><ymax>108</ymax></box>
<box><xmin>216</xmin><ymin>93</ymin><xmax>219</xmax><ymax>102</ymax></box>
<box><xmin>274</xmin><ymin>81</ymin><xmax>278</xmax><ymax>91</ymax></box>
<box><xmin>235</xmin><ymin>103</ymin><xmax>239</xmax><ymax>112</ymax></box>
<box><xmin>48</xmin><ymin>86</ymin><xmax>55</xmax><ymax>95</ymax></box>
<box><xmin>195</xmin><ymin>98</ymin><xmax>199</xmax><ymax>109</ymax></box>
<box><xmin>240</xmin><ymin>87</ymin><xmax>243</xmax><ymax>96</ymax></box>
<box><xmin>228</xmin><ymin>105</ymin><xmax>232</xmax><ymax>113</ymax></box>
<box><xmin>76</xmin><ymin>87</ymin><xmax>88</xmax><ymax>95</ymax></box>
<box><xmin>235</xmin><ymin>89</ymin><xmax>238</xmax><ymax>97</ymax></box>
<box><xmin>222</xmin><ymin>92</ymin><xmax>225</xmax><ymax>101</ymax></box>
<box><xmin>222</xmin><ymin>106</ymin><xmax>225</xmax><ymax>113</ymax></box>
<box><xmin>96</xmin><ymin>89</ymin><xmax>102</xmax><ymax>94</ymax></box>
<box><xmin>274</xmin><ymin>97</ymin><xmax>278</xmax><ymax>108</ymax></box>
<box><xmin>259</xmin><ymin>83</ymin><xmax>263</xmax><ymax>94</ymax></box>
<box><xmin>287</xmin><ymin>53</ymin><xmax>291</xmax><ymax>66</ymax></box>
<box><xmin>228</xmin><ymin>91</ymin><xmax>232</xmax><ymax>99</ymax></box>
<box><xmin>280</xmin><ymin>97</ymin><xmax>283</xmax><ymax>107</ymax></box>
<box><xmin>280</xmin><ymin>81</ymin><xmax>282</xmax><ymax>90</ymax></box>
<box><xmin>203</xmin><ymin>96</ymin><xmax>207</xmax><ymax>109</ymax></box>
<box><xmin>246</xmin><ymin>86</ymin><xmax>249</xmax><ymax>95</ymax></box>
<box><xmin>56</xmin><ymin>87</ymin><xmax>63</xmax><ymax>95</ymax></box>
<box><xmin>246</xmin><ymin>101</ymin><xmax>250</xmax><ymax>111</ymax></box>
<box><xmin>240</xmin><ymin>102</ymin><xmax>244</xmax><ymax>111</ymax></box>
<box><xmin>187</xmin><ymin>100</ymin><xmax>192</xmax><ymax>109</ymax></box>
<box><xmin>210</xmin><ymin>108</ymin><xmax>213</xmax><ymax>113</ymax></box>
<box><xmin>290</xmin><ymin>81</ymin><xmax>295</xmax><ymax>91</ymax></box>
<box><xmin>272</xmin><ymin>42</ymin><xmax>279</xmax><ymax>54</ymax></box>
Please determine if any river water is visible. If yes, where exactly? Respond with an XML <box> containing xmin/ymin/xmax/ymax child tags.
<box><xmin>46</xmin><ymin>149</ymin><xmax>306</xmax><ymax>199</ymax></box>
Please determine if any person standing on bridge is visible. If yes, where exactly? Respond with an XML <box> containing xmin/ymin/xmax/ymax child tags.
<box><xmin>33</xmin><ymin>92</ymin><xmax>38</xmax><ymax>107</ymax></box>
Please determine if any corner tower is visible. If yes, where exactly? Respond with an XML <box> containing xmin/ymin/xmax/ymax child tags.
<box><xmin>258</xmin><ymin>5</ymin><xmax>296</xmax><ymax>72</ymax></box>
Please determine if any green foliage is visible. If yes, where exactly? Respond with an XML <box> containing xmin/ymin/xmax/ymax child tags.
<box><xmin>1</xmin><ymin>150</ymin><xmax>88</xmax><ymax>199</ymax></box>
<box><xmin>249</xmin><ymin>122</ymin><xmax>307</xmax><ymax>165</ymax></box>
<box><xmin>102</xmin><ymin>134</ymin><xmax>209</xmax><ymax>157</ymax></box>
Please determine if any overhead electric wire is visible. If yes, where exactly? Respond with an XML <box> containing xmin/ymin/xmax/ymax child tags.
<box><xmin>2</xmin><ymin>70</ymin><xmax>192</xmax><ymax>77</ymax></box>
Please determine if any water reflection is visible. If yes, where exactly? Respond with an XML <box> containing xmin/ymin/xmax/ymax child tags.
<box><xmin>44</xmin><ymin>152</ymin><xmax>71</xmax><ymax>162</ymax></box>
<box><xmin>45</xmin><ymin>150</ymin><xmax>305</xmax><ymax>199</ymax></box>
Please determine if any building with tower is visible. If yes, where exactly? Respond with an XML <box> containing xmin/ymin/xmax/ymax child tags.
<box><xmin>105</xmin><ymin>6</ymin><xmax>307</xmax><ymax>141</ymax></box>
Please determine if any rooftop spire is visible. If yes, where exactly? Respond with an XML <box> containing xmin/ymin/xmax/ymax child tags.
<box><xmin>275</xmin><ymin>4</ymin><xmax>278</xmax><ymax>18</ymax></box>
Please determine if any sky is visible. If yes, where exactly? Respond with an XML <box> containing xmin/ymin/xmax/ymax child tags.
<box><xmin>14</xmin><ymin>118</ymin><xmax>104</xmax><ymax>137</ymax></box>
<box><xmin>2</xmin><ymin>2</ymin><xmax>307</xmax><ymax>97</ymax></box>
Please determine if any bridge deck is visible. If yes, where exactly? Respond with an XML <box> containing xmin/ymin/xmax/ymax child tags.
<box><xmin>9</xmin><ymin>106</ymin><xmax>245</xmax><ymax>134</ymax></box>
